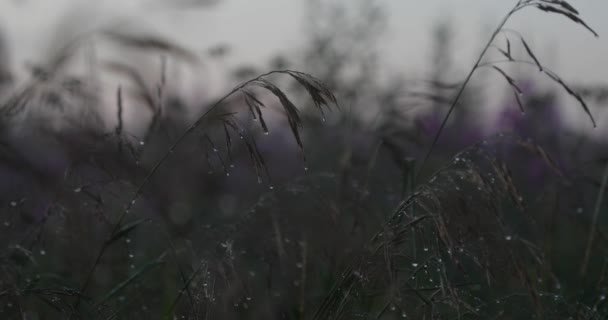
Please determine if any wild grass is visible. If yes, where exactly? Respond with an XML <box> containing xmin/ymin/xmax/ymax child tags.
<box><xmin>0</xmin><ymin>0</ymin><xmax>606</xmax><ymax>319</ymax></box>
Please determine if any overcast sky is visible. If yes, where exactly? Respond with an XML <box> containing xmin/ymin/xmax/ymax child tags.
<box><xmin>1</xmin><ymin>0</ymin><xmax>606</xmax><ymax>82</ymax></box>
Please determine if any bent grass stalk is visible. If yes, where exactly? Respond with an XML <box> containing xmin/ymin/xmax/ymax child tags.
<box><xmin>417</xmin><ymin>0</ymin><xmax>598</xmax><ymax>178</ymax></box>
<box><xmin>77</xmin><ymin>70</ymin><xmax>336</xmax><ymax>304</ymax></box>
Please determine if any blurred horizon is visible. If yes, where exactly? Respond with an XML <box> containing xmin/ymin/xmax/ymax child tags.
<box><xmin>0</xmin><ymin>0</ymin><xmax>607</xmax><ymax>135</ymax></box>
<box><xmin>1</xmin><ymin>0</ymin><xmax>607</xmax><ymax>82</ymax></box>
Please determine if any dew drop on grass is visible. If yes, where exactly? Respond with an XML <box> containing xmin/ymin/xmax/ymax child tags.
<box><xmin>226</xmin><ymin>172</ymin><xmax>230</xmax><ymax>177</ymax></box>
<box><xmin>139</xmin><ymin>141</ymin><xmax>145</xmax><ymax>146</ymax></box>
<box><xmin>230</xmin><ymin>164</ymin><xmax>235</xmax><ymax>168</ymax></box>
<box><xmin>3</xmin><ymin>221</ymin><xmax>10</xmax><ymax>227</ymax></box>
<box><xmin>246</xmin><ymin>296</ymin><xmax>251</xmax><ymax>301</ymax></box>
<box><xmin>74</xmin><ymin>187</ymin><xmax>82</xmax><ymax>193</ymax></box>
<box><xmin>129</xmin><ymin>254</ymin><xmax>134</xmax><ymax>259</ymax></box>
<box><xmin>269</xmin><ymin>185</ymin><xmax>274</xmax><ymax>190</ymax></box>
<box><xmin>576</xmin><ymin>207</ymin><xmax>584</xmax><ymax>214</ymax></box>
<box><xmin>40</xmin><ymin>250</ymin><xmax>46</xmax><ymax>256</ymax></box>
<box><xmin>505</xmin><ymin>235</ymin><xmax>512</xmax><ymax>241</ymax></box>
<box><xmin>390</xmin><ymin>305</ymin><xmax>396</xmax><ymax>311</ymax></box>
<box><xmin>213</xmin><ymin>148</ymin><xmax>218</xmax><ymax>152</ymax></box>
<box><xmin>10</xmin><ymin>201</ymin><xmax>17</xmax><ymax>207</ymax></box>
<box><xmin>411</xmin><ymin>263</ymin><xmax>418</xmax><ymax>267</ymax></box>
<box><xmin>264</xmin><ymin>131</ymin><xmax>269</xmax><ymax>135</ymax></box>
<box><xmin>423</xmin><ymin>247</ymin><xmax>429</xmax><ymax>252</ymax></box>
<box><xmin>125</xmin><ymin>238</ymin><xmax>131</xmax><ymax>244</ymax></box>
<box><xmin>401</xmin><ymin>311</ymin><xmax>407</xmax><ymax>318</ymax></box>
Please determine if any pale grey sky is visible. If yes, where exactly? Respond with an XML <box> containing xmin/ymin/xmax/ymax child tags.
<box><xmin>1</xmin><ymin>0</ymin><xmax>606</xmax><ymax>82</ymax></box>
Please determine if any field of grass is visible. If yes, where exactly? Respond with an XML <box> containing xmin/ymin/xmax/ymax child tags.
<box><xmin>1</xmin><ymin>0</ymin><xmax>608</xmax><ymax>319</ymax></box>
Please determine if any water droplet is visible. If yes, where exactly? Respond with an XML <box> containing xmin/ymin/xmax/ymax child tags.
<box><xmin>600</xmin><ymin>295</ymin><xmax>606</xmax><ymax>301</ymax></box>
<box><xmin>411</xmin><ymin>263</ymin><xmax>418</xmax><ymax>267</ymax></box>
<box><xmin>576</xmin><ymin>207</ymin><xmax>584</xmax><ymax>214</ymax></box>
<box><xmin>423</xmin><ymin>247</ymin><xmax>429</xmax><ymax>252</ymax></box>
<box><xmin>139</xmin><ymin>141</ymin><xmax>145</xmax><ymax>146</ymax></box>
<box><xmin>125</xmin><ymin>238</ymin><xmax>131</xmax><ymax>244</ymax></box>
<box><xmin>246</xmin><ymin>296</ymin><xmax>251</xmax><ymax>301</ymax></box>
<box><xmin>213</xmin><ymin>148</ymin><xmax>218</xmax><ymax>152</ymax></box>
<box><xmin>10</xmin><ymin>201</ymin><xmax>17</xmax><ymax>207</ymax></box>
<box><xmin>130</xmin><ymin>264</ymin><xmax>135</xmax><ymax>269</ymax></box>
<box><xmin>269</xmin><ymin>185</ymin><xmax>274</xmax><ymax>190</ymax></box>
<box><xmin>40</xmin><ymin>250</ymin><xmax>46</xmax><ymax>256</ymax></box>
<box><xmin>390</xmin><ymin>305</ymin><xmax>396</xmax><ymax>311</ymax></box>
<box><xmin>74</xmin><ymin>187</ymin><xmax>82</xmax><ymax>193</ymax></box>
<box><xmin>296</xmin><ymin>262</ymin><xmax>303</xmax><ymax>268</ymax></box>
<box><xmin>401</xmin><ymin>311</ymin><xmax>407</xmax><ymax>318</ymax></box>
<box><xmin>3</xmin><ymin>221</ymin><xmax>10</xmax><ymax>227</ymax></box>
<box><xmin>505</xmin><ymin>235</ymin><xmax>512</xmax><ymax>241</ymax></box>
<box><xmin>303</xmin><ymin>166</ymin><xmax>309</xmax><ymax>171</ymax></box>
<box><xmin>230</xmin><ymin>164</ymin><xmax>235</xmax><ymax>168</ymax></box>
<box><xmin>226</xmin><ymin>172</ymin><xmax>230</xmax><ymax>177</ymax></box>
<box><xmin>129</xmin><ymin>254</ymin><xmax>134</xmax><ymax>259</ymax></box>
<box><xmin>264</xmin><ymin>131</ymin><xmax>270</xmax><ymax>135</ymax></box>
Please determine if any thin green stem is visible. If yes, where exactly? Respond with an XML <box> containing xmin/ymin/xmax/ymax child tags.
<box><xmin>580</xmin><ymin>162</ymin><xmax>608</xmax><ymax>276</ymax></box>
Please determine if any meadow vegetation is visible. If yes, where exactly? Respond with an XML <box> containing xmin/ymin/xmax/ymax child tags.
<box><xmin>0</xmin><ymin>0</ymin><xmax>607</xmax><ymax>319</ymax></box>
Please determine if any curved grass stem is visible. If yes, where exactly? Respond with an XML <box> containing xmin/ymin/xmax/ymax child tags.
<box><xmin>77</xmin><ymin>70</ymin><xmax>288</xmax><ymax>303</ymax></box>
<box><xmin>416</xmin><ymin>3</ymin><xmax>522</xmax><ymax>179</ymax></box>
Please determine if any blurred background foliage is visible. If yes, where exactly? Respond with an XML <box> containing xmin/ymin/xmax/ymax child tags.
<box><xmin>1</xmin><ymin>0</ymin><xmax>608</xmax><ymax>319</ymax></box>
